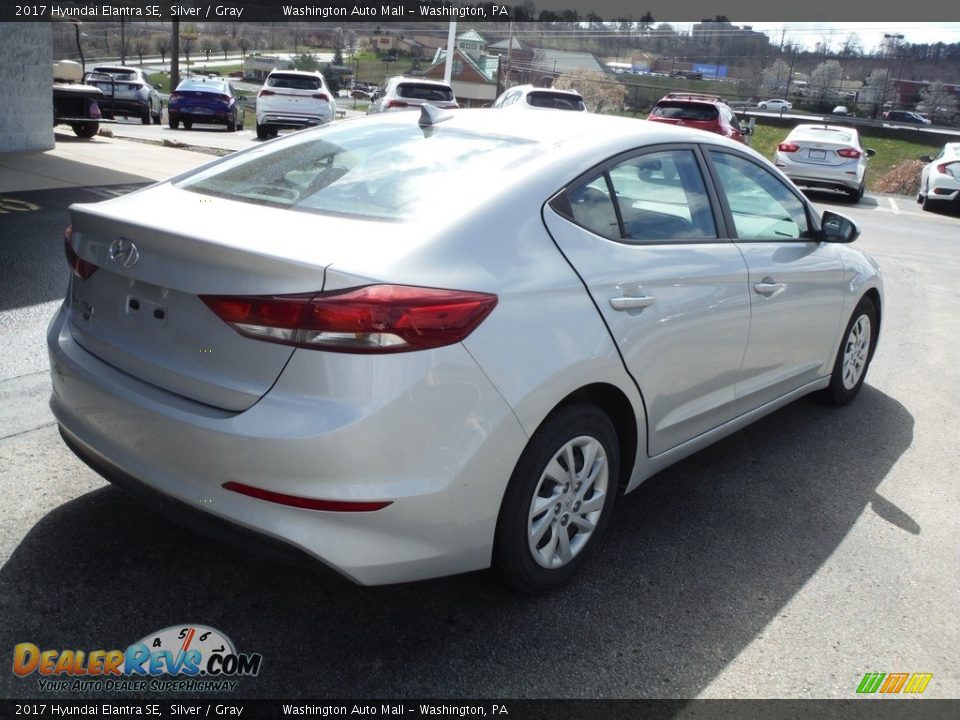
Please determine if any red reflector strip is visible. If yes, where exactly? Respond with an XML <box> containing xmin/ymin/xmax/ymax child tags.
<box><xmin>222</xmin><ymin>481</ymin><xmax>392</xmax><ymax>512</ymax></box>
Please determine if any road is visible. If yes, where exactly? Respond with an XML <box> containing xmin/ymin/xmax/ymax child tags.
<box><xmin>1</xmin><ymin>170</ymin><xmax>958</xmax><ymax>699</ymax></box>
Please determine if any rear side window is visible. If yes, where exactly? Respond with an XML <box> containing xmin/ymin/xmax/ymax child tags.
<box><xmin>527</xmin><ymin>92</ymin><xmax>586</xmax><ymax>111</ymax></box>
<box><xmin>651</xmin><ymin>103</ymin><xmax>719</xmax><ymax>121</ymax></box>
<box><xmin>397</xmin><ymin>83</ymin><xmax>454</xmax><ymax>102</ymax></box>
<box><xmin>267</xmin><ymin>74</ymin><xmax>322</xmax><ymax>91</ymax></box>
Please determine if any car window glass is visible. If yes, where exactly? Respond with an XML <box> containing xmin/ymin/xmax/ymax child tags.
<box><xmin>267</xmin><ymin>74</ymin><xmax>321</xmax><ymax>91</ymax></box>
<box><xmin>651</xmin><ymin>103</ymin><xmax>718</xmax><ymax>121</ymax></box>
<box><xmin>568</xmin><ymin>177</ymin><xmax>620</xmax><ymax>239</ymax></box>
<box><xmin>607</xmin><ymin>150</ymin><xmax>718</xmax><ymax>242</ymax></box>
<box><xmin>398</xmin><ymin>84</ymin><xmax>454</xmax><ymax>102</ymax></box>
<box><xmin>708</xmin><ymin>151</ymin><xmax>811</xmax><ymax>240</ymax></box>
<box><xmin>178</xmin><ymin>126</ymin><xmax>540</xmax><ymax>222</ymax></box>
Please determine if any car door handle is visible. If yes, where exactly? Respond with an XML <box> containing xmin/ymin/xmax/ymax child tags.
<box><xmin>610</xmin><ymin>295</ymin><xmax>657</xmax><ymax>311</ymax></box>
<box><xmin>753</xmin><ymin>281</ymin><xmax>786</xmax><ymax>296</ymax></box>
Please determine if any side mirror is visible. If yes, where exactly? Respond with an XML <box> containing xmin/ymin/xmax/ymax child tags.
<box><xmin>740</xmin><ymin>126</ymin><xmax>752</xmax><ymax>136</ymax></box>
<box><xmin>821</xmin><ymin>210</ymin><xmax>860</xmax><ymax>244</ymax></box>
<box><xmin>919</xmin><ymin>155</ymin><xmax>933</xmax><ymax>163</ymax></box>
<box><xmin>865</xmin><ymin>148</ymin><xmax>876</xmax><ymax>158</ymax></box>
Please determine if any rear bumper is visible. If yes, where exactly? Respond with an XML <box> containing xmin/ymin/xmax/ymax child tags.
<box><xmin>256</xmin><ymin>111</ymin><xmax>332</xmax><ymax>128</ymax></box>
<box><xmin>776</xmin><ymin>156</ymin><xmax>863</xmax><ymax>192</ymax></box>
<box><xmin>98</xmin><ymin>98</ymin><xmax>150</xmax><ymax>117</ymax></box>
<box><xmin>47</xmin><ymin>304</ymin><xmax>527</xmax><ymax>585</ymax></box>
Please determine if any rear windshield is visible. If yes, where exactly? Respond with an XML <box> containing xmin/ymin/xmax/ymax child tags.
<box><xmin>177</xmin><ymin>124</ymin><xmax>541</xmax><ymax>221</ymax></box>
<box><xmin>95</xmin><ymin>68</ymin><xmax>136</xmax><ymax>78</ymax></box>
<box><xmin>651</xmin><ymin>103</ymin><xmax>719</xmax><ymax>121</ymax></box>
<box><xmin>178</xmin><ymin>81</ymin><xmax>228</xmax><ymax>93</ymax></box>
<box><xmin>267</xmin><ymin>74</ymin><xmax>322</xmax><ymax>91</ymax></box>
<box><xmin>794</xmin><ymin>128</ymin><xmax>855</xmax><ymax>144</ymax></box>
<box><xmin>527</xmin><ymin>92</ymin><xmax>585</xmax><ymax>111</ymax></box>
<box><xmin>397</xmin><ymin>83</ymin><xmax>455</xmax><ymax>102</ymax></box>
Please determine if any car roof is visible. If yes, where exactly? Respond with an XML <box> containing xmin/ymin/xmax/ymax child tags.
<box><xmin>656</xmin><ymin>92</ymin><xmax>729</xmax><ymax>106</ymax></box>
<box><xmin>789</xmin><ymin>124</ymin><xmax>859</xmax><ymax>139</ymax></box>
<box><xmin>389</xmin><ymin>76</ymin><xmax>452</xmax><ymax>87</ymax></box>
<box><xmin>268</xmin><ymin>69</ymin><xmax>321</xmax><ymax>77</ymax></box>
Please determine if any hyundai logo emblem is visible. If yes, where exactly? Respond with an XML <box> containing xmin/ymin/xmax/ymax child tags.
<box><xmin>109</xmin><ymin>238</ymin><xmax>140</xmax><ymax>268</ymax></box>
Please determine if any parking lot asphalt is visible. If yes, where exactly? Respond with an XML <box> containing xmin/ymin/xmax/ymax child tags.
<box><xmin>0</xmin><ymin>134</ymin><xmax>958</xmax><ymax>701</ymax></box>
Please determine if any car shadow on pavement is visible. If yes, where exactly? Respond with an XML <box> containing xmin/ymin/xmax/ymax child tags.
<box><xmin>0</xmin><ymin>386</ymin><xmax>913</xmax><ymax>699</ymax></box>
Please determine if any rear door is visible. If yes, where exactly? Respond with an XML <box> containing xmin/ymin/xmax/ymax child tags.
<box><xmin>543</xmin><ymin>145</ymin><xmax>751</xmax><ymax>456</ymax></box>
<box><xmin>703</xmin><ymin>148</ymin><xmax>844</xmax><ymax>405</ymax></box>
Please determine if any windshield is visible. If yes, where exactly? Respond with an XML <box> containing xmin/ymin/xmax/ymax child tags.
<box><xmin>177</xmin><ymin>123</ymin><xmax>541</xmax><ymax>221</ymax></box>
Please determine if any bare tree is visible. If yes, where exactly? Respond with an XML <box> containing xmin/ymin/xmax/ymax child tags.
<box><xmin>219</xmin><ymin>35</ymin><xmax>232</xmax><ymax>60</ymax></box>
<box><xmin>201</xmin><ymin>36</ymin><xmax>216</xmax><ymax>62</ymax></box>
<box><xmin>154</xmin><ymin>35</ymin><xmax>169</xmax><ymax>66</ymax></box>
<box><xmin>133</xmin><ymin>36</ymin><xmax>150</xmax><ymax>66</ymax></box>
<box><xmin>554</xmin><ymin>69</ymin><xmax>625</xmax><ymax>114</ymax></box>
<box><xmin>919</xmin><ymin>81</ymin><xmax>960</xmax><ymax>123</ymax></box>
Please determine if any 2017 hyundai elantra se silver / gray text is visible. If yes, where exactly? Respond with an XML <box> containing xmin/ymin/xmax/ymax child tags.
<box><xmin>49</xmin><ymin>108</ymin><xmax>882</xmax><ymax>593</ymax></box>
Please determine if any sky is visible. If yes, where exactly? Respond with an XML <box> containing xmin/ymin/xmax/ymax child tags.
<box><xmin>721</xmin><ymin>22</ymin><xmax>960</xmax><ymax>53</ymax></box>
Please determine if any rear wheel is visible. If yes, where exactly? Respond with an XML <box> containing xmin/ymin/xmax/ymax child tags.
<box><xmin>152</xmin><ymin>104</ymin><xmax>162</xmax><ymax>125</ymax></box>
<box><xmin>494</xmin><ymin>403</ymin><xmax>619</xmax><ymax>594</ymax></box>
<box><xmin>168</xmin><ymin>115</ymin><xmax>179</xmax><ymax>130</ymax></box>
<box><xmin>72</xmin><ymin>122</ymin><xmax>99</xmax><ymax>139</ymax></box>
<box><xmin>821</xmin><ymin>296</ymin><xmax>878</xmax><ymax>406</ymax></box>
<box><xmin>141</xmin><ymin>109</ymin><xmax>151</xmax><ymax>125</ymax></box>
<box><xmin>183</xmin><ymin>121</ymin><xmax>192</xmax><ymax>130</ymax></box>
<box><xmin>256</xmin><ymin>123</ymin><xmax>269</xmax><ymax>140</ymax></box>
<box><xmin>227</xmin><ymin>113</ymin><xmax>237</xmax><ymax>132</ymax></box>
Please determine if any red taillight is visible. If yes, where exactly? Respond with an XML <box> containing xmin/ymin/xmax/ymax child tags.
<box><xmin>200</xmin><ymin>285</ymin><xmax>498</xmax><ymax>353</ymax></box>
<box><xmin>258</xmin><ymin>89</ymin><xmax>276</xmax><ymax>97</ymax></box>
<box><xmin>837</xmin><ymin>148</ymin><xmax>862</xmax><ymax>159</ymax></box>
<box><xmin>64</xmin><ymin>226</ymin><xmax>97</xmax><ymax>280</ymax></box>
<box><xmin>311</xmin><ymin>92</ymin><xmax>330</xmax><ymax>101</ymax></box>
<box><xmin>937</xmin><ymin>160</ymin><xmax>959</xmax><ymax>174</ymax></box>
<box><xmin>385</xmin><ymin>100</ymin><xmax>410</xmax><ymax>109</ymax></box>
<box><xmin>777</xmin><ymin>142</ymin><xmax>800</xmax><ymax>153</ymax></box>
<box><xmin>215</xmin><ymin>94</ymin><xmax>231</xmax><ymax>103</ymax></box>
<box><xmin>222</xmin><ymin>481</ymin><xmax>391</xmax><ymax>512</ymax></box>
<box><xmin>169</xmin><ymin>91</ymin><xmax>181</xmax><ymax>100</ymax></box>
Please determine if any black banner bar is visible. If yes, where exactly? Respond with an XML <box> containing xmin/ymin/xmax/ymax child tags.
<box><xmin>2</xmin><ymin>700</ymin><xmax>960</xmax><ymax>719</ymax></box>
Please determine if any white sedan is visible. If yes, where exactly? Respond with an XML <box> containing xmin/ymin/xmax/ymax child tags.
<box><xmin>773</xmin><ymin>124</ymin><xmax>876</xmax><ymax>202</ymax></box>
<box><xmin>917</xmin><ymin>143</ymin><xmax>960</xmax><ymax>211</ymax></box>
<box><xmin>758</xmin><ymin>99</ymin><xmax>792</xmax><ymax>112</ymax></box>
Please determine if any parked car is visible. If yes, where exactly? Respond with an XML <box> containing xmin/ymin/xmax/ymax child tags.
<box><xmin>85</xmin><ymin>65</ymin><xmax>162</xmax><ymax>125</ymax></box>
<box><xmin>367</xmin><ymin>76</ymin><xmax>458</xmax><ymax>114</ymax></box>
<box><xmin>917</xmin><ymin>143</ymin><xmax>960</xmax><ymax>211</ymax></box>
<box><xmin>255</xmin><ymin>69</ymin><xmax>336</xmax><ymax>140</ymax></box>
<box><xmin>491</xmin><ymin>84</ymin><xmax>587</xmax><ymax>112</ymax></box>
<box><xmin>50</xmin><ymin>110</ymin><xmax>881</xmax><ymax>593</ymax></box>
<box><xmin>758</xmin><ymin>99</ymin><xmax>792</xmax><ymax>112</ymax></box>
<box><xmin>168</xmin><ymin>77</ymin><xmax>243</xmax><ymax>132</ymax></box>
<box><xmin>883</xmin><ymin>110</ymin><xmax>932</xmax><ymax>125</ymax></box>
<box><xmin>773</xmin><ymin>124</ymin><xmax>876</xmax><ymax>202</ymax></box>
<box><xmin>52</xmin><ymin>60</ymin><xmax>103</xmax><ymax>139</ymax></box>
<box><xmin>647</xmin><ymin>92</ymin><xmax>750</xmax><ymax>143</ymax></box>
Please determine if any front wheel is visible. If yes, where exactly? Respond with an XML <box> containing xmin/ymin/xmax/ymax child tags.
<box><xmin>494</xmin><ymin>403</ymin><xmax>619</xmax><ymax>594</ymax></box>
<box><xmin>821</xmin><ymin>296</ymin><xmax>878</xmax><ymax>406</ymax></box>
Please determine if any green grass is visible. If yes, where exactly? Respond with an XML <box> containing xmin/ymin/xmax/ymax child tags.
<box><xmin>745</xmin><ymin>124</ymin><xmax>940</xmax><ymax>191</ymax></box>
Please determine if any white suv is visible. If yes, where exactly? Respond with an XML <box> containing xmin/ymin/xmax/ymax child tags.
<box><xmin>256</xmin><ymin>69</ymin><xmax>337</xmax><ymax>139</ymax></box>
<box><xmin>367</xmin><ymin>77</ymin><xmax>458</xmax><ymax>114</ymax></box>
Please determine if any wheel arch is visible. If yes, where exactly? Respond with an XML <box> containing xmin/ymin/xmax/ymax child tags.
<box><xmin>540</xmin><ymin>382</ymin><xmax>639</xmax><ymax>494</ymax></box>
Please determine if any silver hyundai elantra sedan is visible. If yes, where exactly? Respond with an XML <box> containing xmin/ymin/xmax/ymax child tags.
<box><xmin>49</xmin><ymin>108</ymin><xmax>882</xmax><ymax>593</ymax></box>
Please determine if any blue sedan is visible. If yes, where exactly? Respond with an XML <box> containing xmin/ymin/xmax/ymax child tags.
<box><xmin>168</xmin><ymin>77</ymin><xmax>243</xmax><ymax>132</ymax></box>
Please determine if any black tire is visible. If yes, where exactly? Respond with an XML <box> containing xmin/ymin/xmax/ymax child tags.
<box><xmin>821</xmin><ymin>296</ymin><xmax>878</xmax><ymax>406</ymax></box>
<box><xmin>183</xmin><ymin>121</ymin><xmax>192</xmax><ymax>130</ymax></box>
<box><xmin>494</xmin><ymin>403</ymin><xmax>619</xmax><ymax>594</ymax></box>
<box><xmin>256</xmin><ymin>123</ymin><xmax>269</xmax><ymax>140</ymax></box>
<box><xmin>72</xmin><ymin>122</ymin><xmax>99</xmax><ymax>139</ymax></box>
<box><xmin>152</xmin><ymin>108</ymin><xmax>162</xmax><ymax>125</ymax></box>
<box><xmin>846</xmin><ymin>185</ymin><xmax>861</xmax><ymax>203</ymax></box>
<box><xmin>168</xmin><ymin>115</ymin><xmax>179</xmax><ymax>130</ymax></box>
<box><xmin>141</xmin><ymin>109</ymin><xmax>151</xmax><ymax>125</ymax></box>
<box><xmin>227</xmin><ymin>114</ymin><xmax>237</xmax><ymax>132</ymax></box>
<box><xmin>760</xmin><ymin>103</ymin><xmax>767</xmax><ymax>110</ymax></box>
<box><xmin>921</xmin><ymin>189</ymin><xmax>934</xmax><ymax>212</ymax></box>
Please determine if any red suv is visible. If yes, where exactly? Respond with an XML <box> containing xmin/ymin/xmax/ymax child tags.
<box><xmin>647</xmin><ymin>93</ymin><xmax>750</xmax><ymax>144</ymax></box>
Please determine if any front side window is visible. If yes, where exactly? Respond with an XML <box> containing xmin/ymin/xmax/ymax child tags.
<box><xmin>708</xmin><ymin>151</ymin><xmax>812</xmax><ymax>240</ymax></box>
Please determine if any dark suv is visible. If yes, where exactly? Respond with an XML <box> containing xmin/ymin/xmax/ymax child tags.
<box><xmin>647</xmin><ymin>93</ymin><xmax>750</xmax><ymax>143</ymax></box>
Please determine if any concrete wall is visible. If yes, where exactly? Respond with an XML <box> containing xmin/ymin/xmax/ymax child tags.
<box><xmin>0</xmin><ymin>23</ymin><xmax>54</xmax><ymax>153</ymax></box>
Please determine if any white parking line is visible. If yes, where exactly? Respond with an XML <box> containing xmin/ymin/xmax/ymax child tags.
<box><xmin>888</xmin><ymin>197</ymin><xmax>900</xmax><ymax>215</ymax></box>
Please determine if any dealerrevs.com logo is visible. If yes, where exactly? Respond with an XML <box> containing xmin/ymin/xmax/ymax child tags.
<box><xmin>13</xmin><ymin>625</ymin><xmax>262</xmax><ymax>693</ymax></box>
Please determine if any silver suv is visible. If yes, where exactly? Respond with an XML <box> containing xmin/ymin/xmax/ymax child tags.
<box><xmin>256</xmin><ymin>69</ymin><xmax>337</xmax><ymax>139</ymax></box>
<box><xmin>367</xmin><ymin>77</ymin><xmax>458</xmax><ymax>114</ymax></box>
<box><xmin>86</xmin><ymin>66</ymin><xmax>162</xmax><ymax>125</ymax></box>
